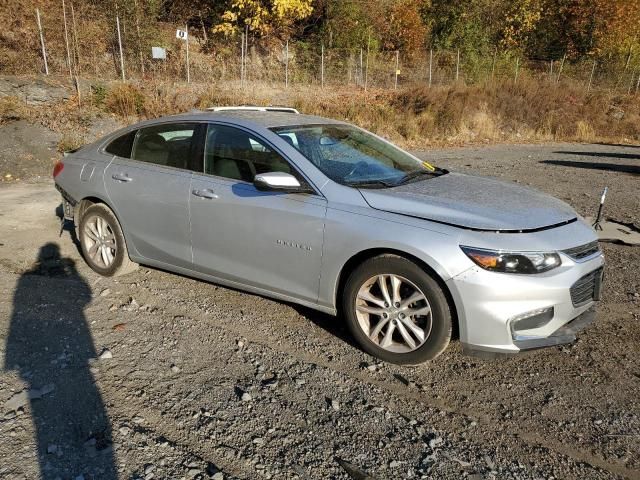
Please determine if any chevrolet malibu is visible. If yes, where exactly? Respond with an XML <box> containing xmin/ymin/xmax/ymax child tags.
<box><xmin>53</xmin><ymin>107</ymin><xmax>604</xmax><ymax>364</ymax></box>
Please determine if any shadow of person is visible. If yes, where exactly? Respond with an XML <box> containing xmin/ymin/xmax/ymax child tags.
<box><xmin>4</xmin><ymin>243</ymin><xmax>117</xmax><ymax>479</ymax></box>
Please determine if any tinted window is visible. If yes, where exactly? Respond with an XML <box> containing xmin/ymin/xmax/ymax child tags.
<box><xmin>104</xmin><ymin>130</ymin><xmax>136</xmax><ymax>158</ymax></box>
<box><xmin>204</xmin><ymin>125</ymin><xmax>293</xmax><ymax>182</ymax></box>
<box><xmin>131</xmin><ymin>123</ymin><xmax>196</xmax><ymax>169</ymax></box>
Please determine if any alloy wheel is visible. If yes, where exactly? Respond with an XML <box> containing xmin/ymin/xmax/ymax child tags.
<box><xmin>83</xmin><ymin>215</ymin><xmax>117</xmax><ymax>269</ymax></box>
<box><xmin>355</xmin><ymin>274</ymin><xmax>432</xmax><ymax>353</ymax></box>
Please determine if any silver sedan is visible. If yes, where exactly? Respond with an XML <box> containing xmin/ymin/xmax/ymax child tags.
<box><xmin>53</xmin><ymin>107</ymin><xmax>604</xmax><ymax>364</ymax></box>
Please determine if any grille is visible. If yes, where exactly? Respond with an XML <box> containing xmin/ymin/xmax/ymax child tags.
<box><xmin>563</xmin><ymin>241</ymin><xmax>600</xmax><ymax>261</ymax></box>
<box><xmin>570</xmin><ymin>268</ymin><xmax>603</xmax><ymax>306</ymax></box>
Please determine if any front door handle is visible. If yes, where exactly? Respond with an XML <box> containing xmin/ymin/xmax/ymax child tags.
<box><xmin>192</xmin><ymin>188</ymin><xmax>219</xmax><ymax>199</ymax></box>
<box><xmin>112</xmin><ymin>173</ymin><xmax>132</xmax><ymax>182</ymax></box>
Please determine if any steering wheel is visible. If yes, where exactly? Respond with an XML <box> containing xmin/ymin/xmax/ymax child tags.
<box><xmin>344</xmin><ymin>161</ymin><xmax>369</xmax><ymax>179</ymax></box>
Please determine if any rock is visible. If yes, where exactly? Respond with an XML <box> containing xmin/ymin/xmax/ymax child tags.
<box><xmin>99</xmin><ymin>349</ymin><xmax>113</xmax><ymax>360</ymax></box>
<box><xmin>241</xmin><ymin>392</ymin><xmax>252</xmax><ymax>402</ymax></box>
<box><xmin>211</xmin><ymin>473</ymin><xmax>224</xmax><ymax>480</ymax></box>
<box><xmin>119</xmin><ymin>426</ymin><xmax>131</xmax><ymax>436</ymax></box>
<box><xmin>170</xmin><ymin>364</ymin><xmax>181</xmax><ymax>374</ymax></box>
<box><xmin>5</xmin><ymin>384</ymin><xmax>55</xmax><ymax>411</ymax></box>
<box><xmin>144</xmin><ymin>465</ymin><xmax>155</xmax><ymax>475</ymax></box>
<box><xmin>330</xmin><ymin>399</ymin><xmax>340</xmax><ymax>411</ymax></box>
<box><xmin>0</xmin><ymin>76</ymin><xmax>71</xmax><ymax>105</ymax></box>
<box><xmin>428</xmin><ymin>437</ymin><xmax>443</xmax><ymax>449</ymax></box>
<box><xmin>99</xmin><ymin>288</ymin><xmax>111</xmax><ymax>297</ymax></box>
<box><xmin>186</xmin><ymin>468</ymin><xmax>202</xmax><ymax>478</ymax></box>
<box><xmin>252</xmin><ymin>437</ymin><xmax>264</xmax><ymax>445</ymax></box>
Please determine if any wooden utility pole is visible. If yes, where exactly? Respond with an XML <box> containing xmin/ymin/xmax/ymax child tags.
<box><xmin>35</xmin><ymin>9</ymin><xmax>49</xmax><ymax>75</ymax></box>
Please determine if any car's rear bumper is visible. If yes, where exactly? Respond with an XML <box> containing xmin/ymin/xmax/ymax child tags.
<box><xmin>446</xmin><ymin>250</ymin><xmax>604</xmax><ymax>356</ymax></box>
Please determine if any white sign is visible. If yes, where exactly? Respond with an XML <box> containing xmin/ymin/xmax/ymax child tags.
<box><xmin>151</xmin><ymin>47</ymin><xmax>166</xmax><ymax>59</ymax></box>
<box><xmin>176</xmin><ymin>29</ymin><xmax>188</xmax><ymax>40</ymax></box>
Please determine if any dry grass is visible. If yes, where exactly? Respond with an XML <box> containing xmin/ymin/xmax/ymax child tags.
<box><xmin>15</xmin><ymin>75</ymin><xmax>640</xmax><ymax>148</ymax></box>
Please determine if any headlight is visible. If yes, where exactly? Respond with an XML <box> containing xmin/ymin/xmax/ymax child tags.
<box><xmin>460</xmin><ymin>246</ymin><xmax>561</xmax><ymax>274</ymax></box>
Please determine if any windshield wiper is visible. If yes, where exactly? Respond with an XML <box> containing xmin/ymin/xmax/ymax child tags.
<box><xmin>395</xmin><ymin>169</ymin><xmax>440</xmax><ymax>185</ymax></box>
<box><xmin>344</xmin><ymin>179</ymin><xmax>395</xmax><ymax>189</ymax></box>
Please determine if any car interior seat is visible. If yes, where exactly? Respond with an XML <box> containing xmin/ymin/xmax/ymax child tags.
<box><xmin>134</xmin><ymin>133</ymin><xmax>168</xmax><ymax>166</ymax></box>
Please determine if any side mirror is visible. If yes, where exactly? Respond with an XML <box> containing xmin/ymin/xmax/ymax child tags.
<box><xmin>254</xmin><ymin>172</ymin><xmax>307</xmax><ymax>193</ymax></box>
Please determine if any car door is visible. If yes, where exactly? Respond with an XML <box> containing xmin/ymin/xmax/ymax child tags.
<box><xmin>189</xmin><ymin>123</ymin><xmax>327</xmax><ymax>303</ymax></box>
<box><xmin>104</xmin><ymin>122</ymin><xmax>201</xmax><ymax>268</ymax></box>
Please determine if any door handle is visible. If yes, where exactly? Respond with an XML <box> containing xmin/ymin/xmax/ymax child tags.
<box><xmin>112</xmin><ymin>173</ymin><xmax>132</xmax><ymax>182</ymax></box>
<box><xmin>192</xmin><ymin>188</ymin><xmax>219</xmax><ymax>199</ymax></box>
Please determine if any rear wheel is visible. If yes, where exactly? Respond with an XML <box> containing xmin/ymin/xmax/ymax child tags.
<box><xmin>79</xmin><ymin>203</ymin><xmax>137</xmax><ymax>277</ymax></box>
<box><xmin>343</xmin><ymin>255</ymin><xmax>451</xmax><ymax>365</ymax></box>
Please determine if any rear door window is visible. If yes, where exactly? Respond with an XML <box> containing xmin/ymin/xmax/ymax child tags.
<box><xmin>104</xmin><ymin>130</ymin><xmax>137</xmax><ymax>158</ymax></box>
<box><xmin>131</xmin><ymin>123</ymin><xmax>197</xmax><ymax>170</ymax></box>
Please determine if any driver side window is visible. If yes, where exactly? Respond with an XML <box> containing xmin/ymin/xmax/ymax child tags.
<box><xmin>204</xmin><ymin>124</ymin><xmax>293</xmax><ymax>182</ymax></box>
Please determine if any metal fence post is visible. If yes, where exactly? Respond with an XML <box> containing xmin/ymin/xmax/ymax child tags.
<box><xmin>491</xmin><ymin>48</ymin><xmax>497</xmax><ymax>81</ymax></box>
<box><xmin>285</xmin><ymin>40</ymin><xmax>289</xmax><ymax>88</ymax></box>
<box><xmin>556</xmin><ymin>54</ymin><xmax>566</xmax><ymax>83</ymax></box>
<box><xmin>185</xmin><ymin>23</ymin><xmax>190</xmax><ymax>83</ymax></box>
<box><xmin>240</xmin><ymin>31</ymin><xmax>245</xmax><ymax>85</ymax></box>
<box><xmin>321</xmin><ymin>42</ymin><xmax>324</xmax><ymax>88</ymax></box>
<box><xmin>35</xmin><ymin>9</ymin><xmax>49</xmax><ymax>75</ymax></box>
<box><xmin>62</xmin><ymin>0</ymin><xmax>73</xmax><ymax>80</ymax></box>
<box><xmin>394</xmin><ymin>50</ymin><xmax>399</xmax><ymax>89</ymax></box>
<box><xmin>456</xmin><ymin>49</ymin><xmax>460</xmax><ymax>82</ymax></box>
<box><xmin>364</xmin><ymin>36</ymin><xmax>370</xmax><ymax>91</ymax></box>
<box><xmin>116</xmin><ymin>15</ymin><xmax>125</xmax><ymax>81</ymax></box>
<box><xmin>429</xmin><ymin>48</ymin><xmax>433</xmax><ymax>87</ymax></box>
<box><xmin>587</xmin><ymin>60</ymin><xmax>596</xmax><ymax>92</ymax></box>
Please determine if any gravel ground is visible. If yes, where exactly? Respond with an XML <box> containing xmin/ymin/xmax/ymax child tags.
<box><xmin>0</xmin><ymin>139</ymin><xmax>638</xmax><ymax>480</ymax></box>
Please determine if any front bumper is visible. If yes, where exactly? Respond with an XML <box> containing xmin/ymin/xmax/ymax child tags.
<box><xmin>446</xmin><ymin>251</ymin><xmax>604</xmax><ymax>356</ymax></box>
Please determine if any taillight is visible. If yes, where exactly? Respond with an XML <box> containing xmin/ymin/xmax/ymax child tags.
<box><xmin>53</xmin><ymin>161</ymin><xmax>64</xmax><ymax>178</ymax></box>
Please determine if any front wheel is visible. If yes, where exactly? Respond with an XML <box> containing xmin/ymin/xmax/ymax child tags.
<box><xmin>79</xmin><ymin>203</ymin><xmax>138</xmax><ymax>277</ymax></box>
<box><xmin>343</xmin><ymin>255</ymin><xmax>452</xmax><ymax>365</ymax></box>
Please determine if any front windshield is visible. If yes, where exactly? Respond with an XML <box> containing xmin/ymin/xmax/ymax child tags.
<box><xmin>270</xmin><ymin>124</ymin><xmax>444</xmax><ymax>187</ymax></box>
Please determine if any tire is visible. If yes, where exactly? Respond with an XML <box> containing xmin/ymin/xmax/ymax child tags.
<box><xmin>79</xmin><ymin>203</ymin><xmax>138</xmax><ymax>277</ymax></box>
<box><xmin>342</xmin><ymin>255</ymin><xmax>451</xmax><ymax>365</ymax></box>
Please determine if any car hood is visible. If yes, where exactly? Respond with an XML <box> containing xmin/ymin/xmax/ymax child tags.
<box><xmin>359</xmin><ymin>172</ymin><xmax>577</xmax><ymax>231</ymax></box>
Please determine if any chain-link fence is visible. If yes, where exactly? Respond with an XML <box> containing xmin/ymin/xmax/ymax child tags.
<box><xmin>11</xmin><ymin>6</ymin><xmax>640</xmax><ymax>95</ymax></box>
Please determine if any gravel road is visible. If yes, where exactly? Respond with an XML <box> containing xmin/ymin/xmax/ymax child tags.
<box><xmin>0</xmin><ymin>141</ymin><xmax>638</xmax><ymax>480</ymax></box>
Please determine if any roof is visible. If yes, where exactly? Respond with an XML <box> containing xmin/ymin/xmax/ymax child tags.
<box><xmin>144</xmin><ymin>110</ymin><xmax>343</xmax><ymax>129</ymax></box>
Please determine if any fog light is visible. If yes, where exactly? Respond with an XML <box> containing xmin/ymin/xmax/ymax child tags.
<box><xmin>510</xmin><ymin>307</ymin><xmax>554</xmax><ymax>335</ymax></box>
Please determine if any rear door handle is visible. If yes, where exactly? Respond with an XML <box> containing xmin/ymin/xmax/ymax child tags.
<box><xmin>112</xmin><ymin>173</ymin><xmax>132</xmax><ymax>182</ymax></box>
<box><xmin>192</xmin><ymin>188</ymin><xmax>219</xmax><ymax>199</ymax></box>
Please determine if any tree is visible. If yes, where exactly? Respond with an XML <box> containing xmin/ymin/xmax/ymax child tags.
<box><xmin>213</xmin><ymin>0</ymin><xmax>314</xmax><ymax>38</ymax></box>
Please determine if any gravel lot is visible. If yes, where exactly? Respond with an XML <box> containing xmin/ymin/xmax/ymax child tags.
<box><xmin>0</xmin><ymin>139</ymin><xmax>638</xmax><ymax>480</ymax></box>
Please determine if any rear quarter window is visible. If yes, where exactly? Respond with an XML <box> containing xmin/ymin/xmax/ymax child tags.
<box><xmin>104</xmin><ymin>130</ymin><xmax>137</xmax><ymax>158</ymax></box>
